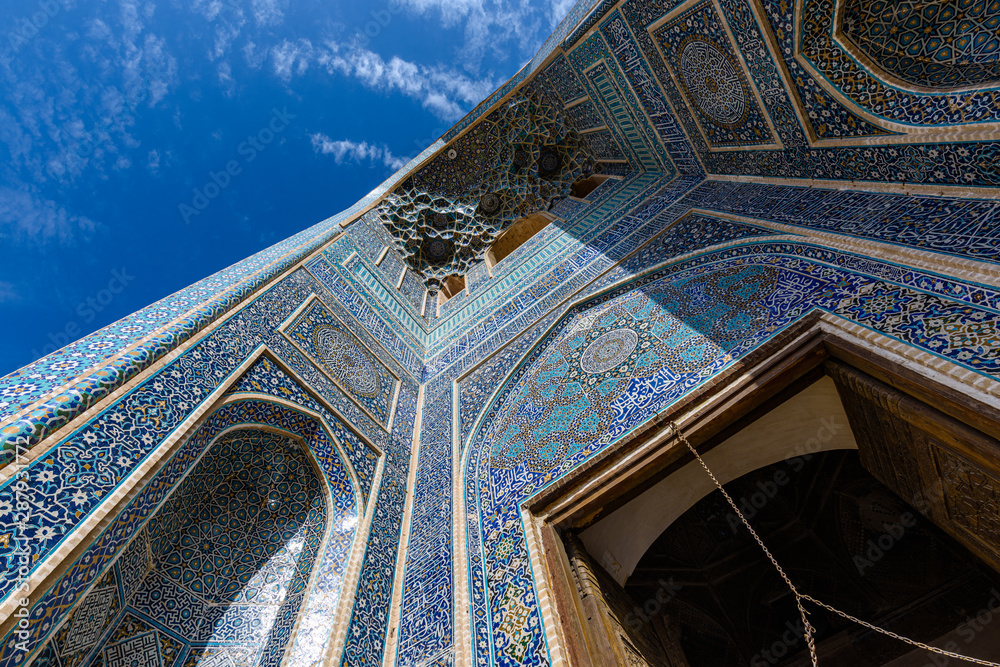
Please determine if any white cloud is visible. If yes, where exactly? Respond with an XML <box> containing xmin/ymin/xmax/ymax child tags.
<box><xmin>397</xmin><ymin>0</ymin><xmax>483</xmax><ymax>28</ymax></box>
<box><xmin>394</xmin><ymin>0</ymin><xmax>543</xmax><ymax>74</ymax></box>
<box><xmin>0</xmin><ymin>185</ymin><xmax>97</xmax><ymax>245</ymax></box>
<box><xmin>243</xmin><ymin>40</ymin><xmax>269</xmax><ymax>69</ymax></box>
<box><xmin>251</xmin><ymin>0</ymin><xmax>287</xmax><ymax>27</ymax></box>
<box><xmin>217</xmin><ymin>60</ymin><xmax>237</xmax><ymax>95</ymax></box>
<box><xmin>212</xmin><ymin>19</ymin><xmax>243</xmax><ymax>60</ymax></box>
<box><xmin>0</xmin><ymin>0</ymin><xmax>179</xmax><ymax>189</ymax></box>
<box><xmin>310</xmin><ymin>134</ymin><xmax>410</xmax><ymax>171</ymax></box>
<box><xmin>316</xmin><ymin>40</ymin><xmax>497</xmax><ymax>121</ymax></box>
<box><xmin>270</xmin><ymin>38</ymin><xmax>313</xmax><ymax>81</ymax></box>
<box><xmin>191</xmin><ymin>0</ymin><xmax>225</xmax><ymax>22</ymax></box>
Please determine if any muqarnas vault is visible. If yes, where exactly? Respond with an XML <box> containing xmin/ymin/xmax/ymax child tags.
<box><xmin>4</xmin><ymin>0</ymin><xmax>1000</xmax><ymax>665</ymax></box>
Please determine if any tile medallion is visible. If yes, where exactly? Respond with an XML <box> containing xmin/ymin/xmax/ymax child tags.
<box><xmin>282</xmin><ymin>297</ymin><xmax>400</xmax><ymax>430</ymax></box>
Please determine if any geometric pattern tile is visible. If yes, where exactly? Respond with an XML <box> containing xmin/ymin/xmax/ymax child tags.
<box><xmin>841</xmin><ymin>0</ymin><xmax>1000</xmax><ymax>89</ymax></box>
<box><xmin>653</xmin><ymin>0</ymin><xmax>776</xmax><ymax>148</ymax></box>
<box><xmin>463</xmin><ymin>237</ymin><xmax>1000</xmax><ymax>667</ymax></box>
<box><xmin>799</xmin><ymin>0</ymin><xmax>1000</xmax><ymax>126</ymax></box>
<box><xmin>117</xmin><ymin>533</ymin><xmax>151</xmax><ymax>607</ymax></box>
<box><xmin>467</xmin><ymin>258</ymin><xmax>824</xmax><ymax>666</ymax></box>
<box><xmin>283</xmin><ymin>297</ymin><xmax>398</xmax><ymax>428</ymax></box>
<box><xmin>12</xmin><ymin>6</ymin><xmax>1000</xmax><ymax>667</ymax></box>
<box><xmin>182</xmin><ymin>647</ymin><xmax>257</xmax><ymax>667</ymax></box>
<box><xmin>52</xmin><ymin>419</ymin><xmax>350</xmax><ymax>667</ymax></box>
<box><xmin>394</xmin><ymin>379</ymin><xmax>455</xmax><ymax>664</ymax></box>
<box><xmin>147</xmin><ymin>430</ymin><xmax>326</xmax><ymax>606</ymax></box>
<box><xmin>758</xmin><ymin>0</ymin><xmax>897</xmax><ymax>139</ymax></box>
<box><xmin>188</xmin><ymin>651</ymin><xmax>237</xmax><ymax>667</ymax></box>
<box><xmin>225</xmin><ymin>355</ymin><xmax>380</xmax><ymax>503</ymax></box>
<box><xmin>683</xmin><ymin>180</ymin><xmax>1000</xmax><ymax>263</ymax></box>
<box><xmin>45</xmin><ymin>566</ymin><xmax>124</xmax><ymax>667</ymax></box>
<box><xmin>103</xmin><ymin>631</ymin><xmax>160</xmax><ymax>667</ymax></box>
<box><xmin>61</xmin><ymin>587</ymin><xmax>117</xmax><ymax>655</ymax></box>
<box><xmin>337</xmin><ymin>386</ymin><xmax>418</xmax><ymax>667</ymax></box>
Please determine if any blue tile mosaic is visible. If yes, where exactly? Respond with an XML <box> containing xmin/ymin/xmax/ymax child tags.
<box><xmin>9</xmin><ymin>2</ymin><xmax>1000</xmax><ymax>667</ymax></box>
<box><xmin>283</xmin><ymin>298</ymin><xmax>399</xmax><ymax>429</ymax></box>
<box><xmin>339</xmin><ymin>385</ymin><xmax>417</xmax><ymax>667</ymax></box>
<box><xmin>35</xmin><ymin>427</ymin><xmax>357</xmax><ymax>667</ymax></box>
<box><xmin>377</xmin><ymin>248</ymin><xmax>406</xmax><ymax>288</ymax></box>
<box><xmin>226</xmin><ymin>355</ymin><xmax>380</xmax><ymax>503</ymax></box>
<box><xmin>797</xmin><ymin>0</ymin><xmax>1000</xmax><ymax>125</ymax></box>
<box><xmin>394</xmin><ymin>379</ymin><xmax>454</xmax><ymax>666</ymax></box>
<box><xmin>564</xmin><ymin>100</ymin><xmax>604</xmax><ymax>131</ymax></box>
<box><xmin>399</xmin><ymin>269</ymin><xmax>427</xmax><ymax>314</ymax></box>
<box><xmin>685</xmin><ymin>181</ymin><xmax>1000</xmax><ymax>262</ymax></box>
<box><xmin>839</xmin><ymin>0</ymin><xmax>1000</xmax><ymax>89</ymax></box>
<box><xmin>462</xmin><ymin>242</ymin><xmax>1000</xmax><ymax>666</ymax></box>
<box><xmin>7</xmin><ymin>399</ymin><xmax>358</xmax><ymax>665</ymax></box>
<box><xmin>653</xmin><ymin>0</ymin><xmax>776</xmax><ymax>148</ymax></box>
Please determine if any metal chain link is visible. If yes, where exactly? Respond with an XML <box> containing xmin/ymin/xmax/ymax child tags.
<box><xmin>669</xmin><ymin>421</ymin><xmax>1000</xmax><ymax>667</ymax></box>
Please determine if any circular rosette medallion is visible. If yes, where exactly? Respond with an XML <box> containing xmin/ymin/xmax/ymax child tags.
<box><xmin>678</xmin><ymin>37</ymin><xmax>748</xmax><ymax>128</ymax></box>
<box><xmin>313</xmin><ymin>325</ymin><xmax>380</xmax><ymax>397</ymax></box>
<box><xmin>580</xmin><ymin>328</ymin><xmax>640</xmax><ymax>374</ymax></box>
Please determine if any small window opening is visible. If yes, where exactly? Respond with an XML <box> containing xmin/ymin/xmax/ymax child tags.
<box><xmin>570</xmin><ymin>174</ymin><xmax>612</xmax><ymax>200</ymax></box>
<box><xmin>438</xmin><ymin>274</ymin><xmax>466</xmax><ymax>305</ymax></box>
<box><xmin>486</xmin><ymin>213</ymin><xmax>552</xmax><ymax>269</ymax></box>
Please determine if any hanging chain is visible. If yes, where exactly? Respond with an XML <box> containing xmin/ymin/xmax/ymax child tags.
<box><xmin>669</xmin><ymin>421</ymin><xmax>1000</xmax><ymax>667</ymax></box>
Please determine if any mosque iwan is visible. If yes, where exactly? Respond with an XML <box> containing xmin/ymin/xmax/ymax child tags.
<box><xmin>4</xmin><ymin>0</ymin><xmax>1000</xmax><ymax>665</ymax></box>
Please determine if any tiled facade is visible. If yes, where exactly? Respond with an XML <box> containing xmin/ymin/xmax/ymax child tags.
<box><xmin>3</xmin><ymin>0</ymin><xmax>1000</xmax><ymax>666</ymax></box>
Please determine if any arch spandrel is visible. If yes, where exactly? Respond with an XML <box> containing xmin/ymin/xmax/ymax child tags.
<box><xmin>460</xmin><ymin>234</ymin><xmax>1000</xmax><ymax>666</ymax></box>
<box><xmin>463</xmin><ymin>254</ymin><xmax>829</xmax><ymax>666</ymax></box>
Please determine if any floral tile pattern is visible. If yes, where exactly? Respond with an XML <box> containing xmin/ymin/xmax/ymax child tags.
<box><xmin>8</xmin><ymin>2</ymin><xmax>1000</xmax><ymax>667</ymax></box>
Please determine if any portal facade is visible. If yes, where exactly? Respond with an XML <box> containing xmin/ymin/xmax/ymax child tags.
<box><xmin>2</xmin><ymin>0</ymin><xmax>1000</xmax><ymax>665</ymax></box>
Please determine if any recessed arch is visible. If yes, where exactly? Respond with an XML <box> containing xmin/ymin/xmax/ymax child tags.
<box><xmin>485</xmin><ymin>212</ymin><xmax>554</xmax><ymax>269</ymax></box>
<box><xmin>839</xmin><ymin>0</ymin><xmax>1000</xmax><ymax>90</ymax></box>
<box><xmin>24</xmin><ymin>396</ymin><xmax>365</xmax><ymax>667</ymax></box>
<box><xmin>437</xmin><ymin>274</ymin><xmax>467</xmax><ymax>305</ymax></box>
<box><xmin>580</xmin><ymin>376</ymin><xmax>858</xmax><ymax>585</ymax></box>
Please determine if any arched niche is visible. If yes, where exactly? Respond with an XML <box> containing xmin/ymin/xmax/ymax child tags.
<box><xmin>570</xmin><ymin>174</ymin><xmax>613</xmax><ymax>200</ymax></box>
<box><xmin>485</xmin><ymin>212</ymin><xmax>553</xmax><ymax>269</ymax></box>
<box><xmin>580</xmin><ymin>376</ymin><xmax>858</xmax><ymax>585</ymax></box>
<box><xmin>513</xmin><ymin>329</ymin><xmax>1000</xmax><ymax>667</ymax></box>
<box><xmin>461</xmin><ymin>259</ymin><xmax>811</xmax><ymax>667</ymax></box>
<box><xmin>24</xmin><ymin>397</ymin><xmax>362</xmax><ymax>667</ymax></box>
<box><xmin>438</xmin><ymin>274</ymin><xmax>468</xmax><ymax>305</ymax></box>
<box><xmin>839</xmin><ymin>0</ymin><xmax>1000</xmax><ymax>90</ymax></box>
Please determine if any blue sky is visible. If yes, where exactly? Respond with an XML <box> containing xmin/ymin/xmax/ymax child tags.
<box><xmin>0</xmin><ymin>0</ymin><xmax>575</xmax><ymax>376</ymax></box>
